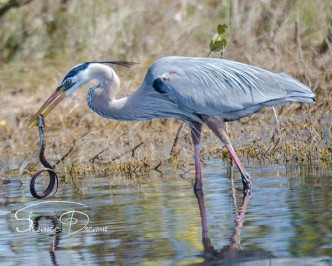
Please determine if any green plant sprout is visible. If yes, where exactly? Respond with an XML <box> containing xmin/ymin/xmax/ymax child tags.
<box><xmin>209</xmin><ymin>24</ymin><xmax>228</xmax><ymax>57</ymax></box>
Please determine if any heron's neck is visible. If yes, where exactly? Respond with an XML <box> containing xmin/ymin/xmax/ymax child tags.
<box><xmin>87</xmin><ymin>68</ymin><xmax>135</xmax><ymax>120</ymax></box>
<box><xmin>86</xmin><ymin>64</ymin><xmax>188</xmax><ymax>121</ymax></box>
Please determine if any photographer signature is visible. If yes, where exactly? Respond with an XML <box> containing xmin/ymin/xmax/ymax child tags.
<box><xmin>15</xmin><ymin>201</ymin><xmax>108</xmax><ymax>237</ymax></box>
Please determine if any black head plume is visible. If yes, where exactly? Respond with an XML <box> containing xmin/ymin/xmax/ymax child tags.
<box><xmin>86</xmin><ymin>61</ymin><xmax>137</xmax><ymax>68</ymax></box>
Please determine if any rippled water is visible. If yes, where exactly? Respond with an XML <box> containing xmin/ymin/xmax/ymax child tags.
<box><xmin>0</xmin><ymin>162</ymin><xmax>331</xmax><ymax>265</ymax></box>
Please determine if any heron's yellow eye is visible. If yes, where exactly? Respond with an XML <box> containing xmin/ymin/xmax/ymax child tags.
<box><xmin>65</xmin><ymin>79</ymin><xmax>71</xmax><ymax>85</ymax></box>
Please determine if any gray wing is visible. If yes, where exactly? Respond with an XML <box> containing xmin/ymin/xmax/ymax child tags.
<box><xmin>151</xmin><ymin>57</ymin><xmax>315</xmax><ymax>121</ymax></box>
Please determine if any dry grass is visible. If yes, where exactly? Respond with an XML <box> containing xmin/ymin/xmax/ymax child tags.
<box><xmin>0</xmin><ymin>0</ymin><xmax>331</xmax><ymax>179</ymax></box>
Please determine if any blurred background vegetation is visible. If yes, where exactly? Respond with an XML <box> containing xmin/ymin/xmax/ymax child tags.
<box><xmin>0</xmin><ymin>0</ymin><xmax>331</xmax><ymax>176</ymax></box>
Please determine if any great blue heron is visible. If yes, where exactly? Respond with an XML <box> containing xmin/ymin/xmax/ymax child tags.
<box><xmin>28</xmin><ymin>56</ymin><xmax>315</xmax><ymax>194</ymax></box>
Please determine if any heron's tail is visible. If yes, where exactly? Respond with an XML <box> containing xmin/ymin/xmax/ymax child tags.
<box><xmin>262</xmin><ymin>73</ymin><xmax>315</xmax><ymax>107</ymax></box>
<box><xmin>280</xmin><ymin>73</ymin><xmax>314</xmax><ymax>100</ymax></box>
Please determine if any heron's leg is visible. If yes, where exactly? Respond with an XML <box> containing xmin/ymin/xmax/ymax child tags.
<box><xmin>190</xmin><ymin>122</ymin><xmax>203</xmax><ymax>190</ymax></box>
<box><xmin>190</xmin><ymin>122</ymin><xmax>208</xmax><ymax>236</ymax></box>
<box><xmin>201</xmin><ymin>115</ymin><xmax>252</xmax><ymax>194</ymax></box>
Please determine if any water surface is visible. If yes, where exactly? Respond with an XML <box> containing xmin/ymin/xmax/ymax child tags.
<box><xmin>0</xmin><ymin>162</ymin><xmax>331</xmax><ymax>265</ymax></box>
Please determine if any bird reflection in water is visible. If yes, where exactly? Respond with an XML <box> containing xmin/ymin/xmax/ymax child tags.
<box><xmin>200</xmin><ymin>194</ymin><xmax>252</xmax><ymax>263</ymax></box>
<box><xmin>195</xmin><ymin>176</ymin><xmax>273</xmax><ymax>265</ymax></box>
<box><xmin>33</xmin><ymin>215</ymin><xmax>61</xmax><ymax>266</ymax></box>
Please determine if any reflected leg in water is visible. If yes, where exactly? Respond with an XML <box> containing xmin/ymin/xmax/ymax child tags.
<box><xmin>202</xmin><ymin>194</ymin><xmax>252</xmax><ymax>262</ymax></box>
<box><xmin>194</xmin><ymin>189</ymin><xmax>208</xmax><ymax>239</ymax></box>
<box><xmin>189</xmin><ymin>122</ymin><xmax>208</xmax><ymax>236</ymax></box>
<box><xmin>200</xmin><ymin>169</ymin><xmax>253</xmax><ymax>262</ymax></box>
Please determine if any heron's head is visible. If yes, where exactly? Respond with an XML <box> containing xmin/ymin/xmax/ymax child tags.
<box><xmin>27</xmin><ymin>61</ymin><xmax>135</xmax><ymax>127</ymax></box>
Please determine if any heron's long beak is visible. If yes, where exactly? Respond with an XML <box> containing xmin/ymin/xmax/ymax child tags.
<box><xmin>27</xmin><ymin>85</ymin><xmax>66</xmax><ymax>128</ymax></box>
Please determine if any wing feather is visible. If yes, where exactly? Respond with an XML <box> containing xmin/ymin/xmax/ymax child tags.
<box><xmin>150</xmin><ymin>57</ymin><xmax>314</xmax><ymax>121</ymax></box>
